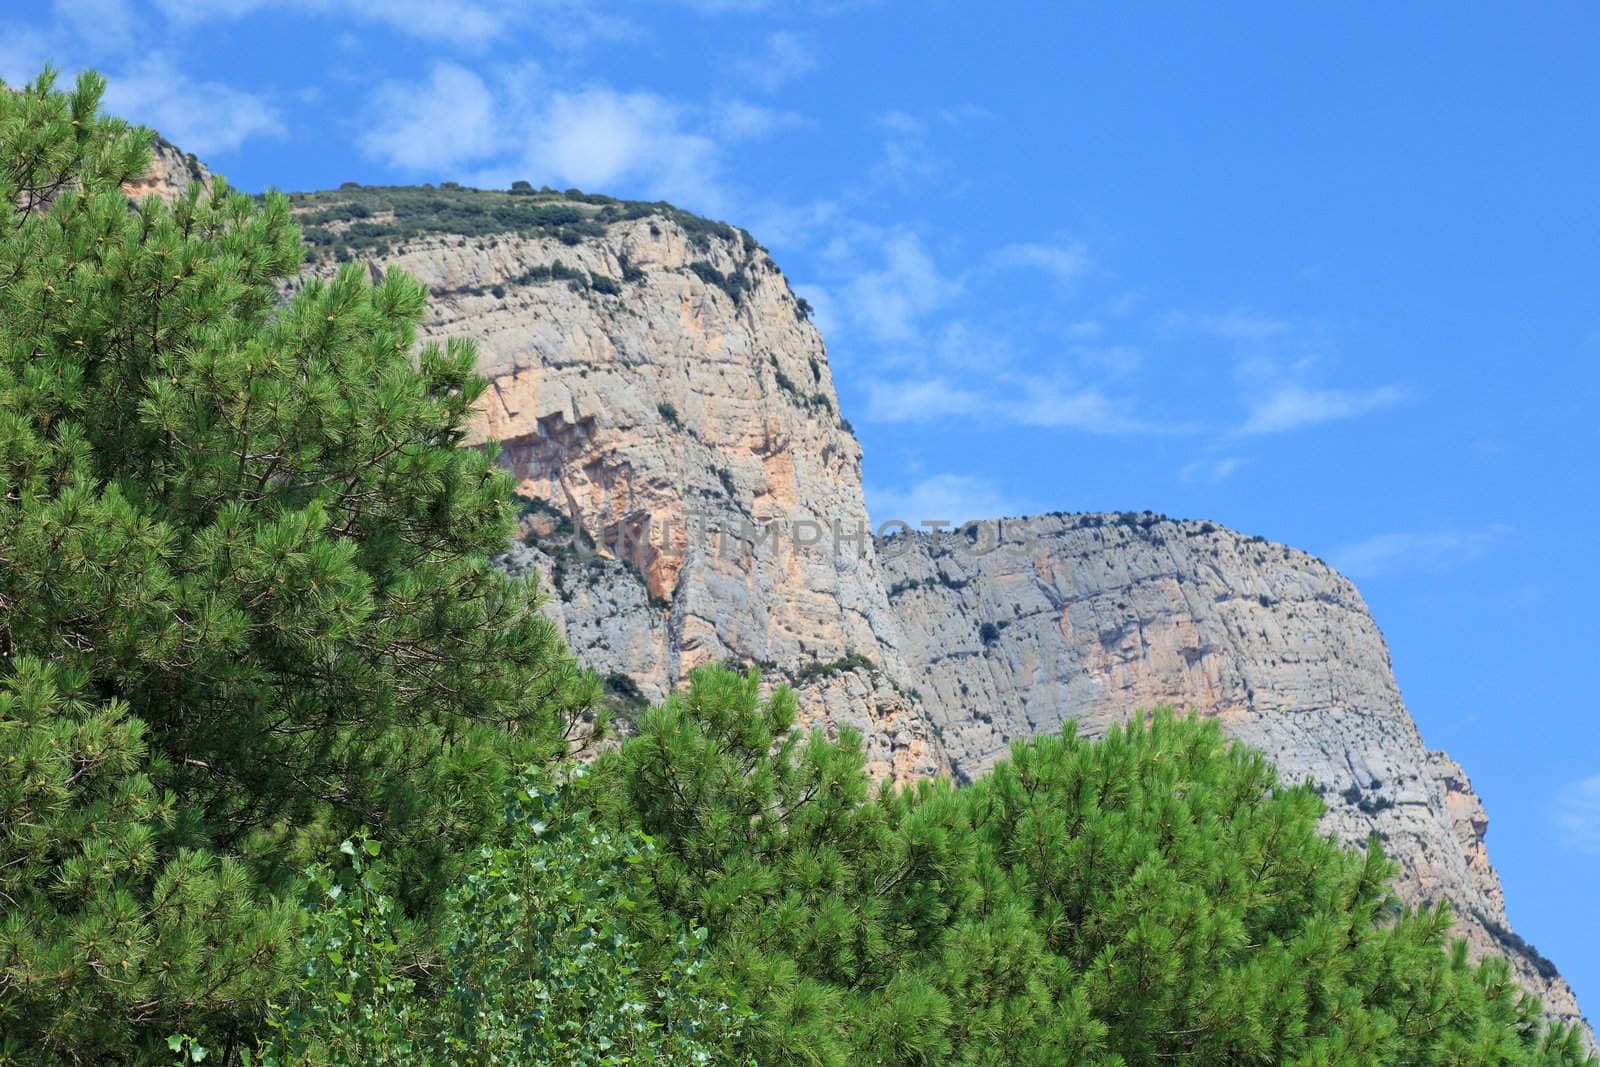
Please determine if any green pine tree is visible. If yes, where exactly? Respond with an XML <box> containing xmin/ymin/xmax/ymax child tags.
<box><xmin>586</xmin><ymin>665</ymin><xmax>1597</xmax><ymax>1067</ymax></box>
<box><xmin>0</xmin><ymin>69</ymin><xmax>594</xmax><ymax>1062</ymax></box>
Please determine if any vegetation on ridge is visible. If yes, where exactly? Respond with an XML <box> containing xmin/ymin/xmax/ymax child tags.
<box><xmin>281</xmin><ymin>181</ymin><xmax>752</xmax><ymax>264</ymax></box>
<box><xmin>0</xmin><ymin>68</ymin><xmax>1593</xmax><ymax>1066</ymax></box>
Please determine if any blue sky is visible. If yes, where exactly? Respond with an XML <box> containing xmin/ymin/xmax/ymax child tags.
<box><xmin>7</xmin><ymin>1</ymin><xmax>1597</xmax><ymax>1007</ymax></box>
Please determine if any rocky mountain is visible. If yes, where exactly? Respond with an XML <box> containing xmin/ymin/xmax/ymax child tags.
<box><xmin>881</xmin><ymin>513</ymin><xmax>1577</xmax><ymax>1023</ymax></box>
<box><xmin>216</xmin><ymin>175</ymin><xmax>1587</xmax><ymax>1038</ymax></box>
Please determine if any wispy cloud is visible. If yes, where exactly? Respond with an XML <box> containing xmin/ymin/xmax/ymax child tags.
<box><xmin>151</xmin><ymin>0</ymin><xmax>535</xmax><ymax>50</ymax></box>
<box><xmin>51</xmin><ymin>0</ymin><xmax>138</xmax><ymax>55</ymax></box>
<box><xmin>841</xmin><ymin>231</ymin><xmax>963</xmax><ymax>343</ymax></box>
<box><xmin>359</xmin><ymin>63</ymin><xmax>501</xmax><ymax>171</ymax></box>
<box><xmin>865</xmin><ymin>473</ymin><xmax>1018</xmax><ymax>527</ymax></box>
<box><xmin>103</xmin><ymin>55</ymin><xmax>283</xmax><ymax>155</ymax></box>
<box><xmin>1555</xmin><ymin>774</ymin><xmax>1600</xmax><ymax>856</ymax></box>
<box><xmin>863</xmin><ymin>377</ymin><xmax>982</xmax><ymax>422</ymax></box>
<box><xmin>869</xmin><ymin>105</ymin><xmax>988</xmax><ymax>190</ymax></box>
<box><xmin>1241</xmin><ymin>383</ymin><xmax>1405</xmax><ymax>434</ymax></box>
<box><xmin>732</xmin><ymin>31</ymin><xmax>817</xmax><ymax>93</ymax></box>
<box><xmin>0</xmin><ymin>23</ymin><xmax>51</xmax><ymax>86</ymax></box>
<box><xmin>527</xmin><ymin>88</ymin><xmax>720</xmax><ymax>204</ymax></box>
<box><xmin>990</xmin><ymin>240</ymin><xmax>1091</xmax><ymax>287</ymax></box>
<box><xmin>357</xmin><ymin>67</ymin><xmax>789</xmax><ymax>213</ymax></box>
<box><xmin>863</xmin><ymin>373</ymin><xmax>1149</xmax><ymax>434</ymax></box>
<box><xmin>665</xmin><ymin>0</ymin><xmax>879</xmax><ymax>14</ymax></box>
<box><xmin>711</xmin><ymin>99</ymin><xmax>810</xmax><ymax>141</ymax></box>
<box><xmin>1329</xmin><ymin>525</ymin><xmax>1511</xmax><ymax>578</ymax></box>
<box><xmin>1180</xmin><ymin>456</ymin><xmax>1244</xmax><ymax>483</ymax></box>
<box><xmin>1007</xmin><ymin>380</ymin><xmax>1145</xmax><ymax>432</ymax></box>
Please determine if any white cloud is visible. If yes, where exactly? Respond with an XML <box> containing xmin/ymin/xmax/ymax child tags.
<box><xmin>843</xmin><ymin>232</ymin><xmax>962</xmax><ymax>344</ymax></box>
<box><xmin>103</xmin><ymin>56</ymin><xmax>282</xmax><ymax>155</ymax></box>
<box><xmin>1008</xmin><ymin>380</ymin><xmax>1140</xmax><ymax>432</ymax></box>
<box><xmin>1329</xmin><ymin>525</ymin><xmax>1511</xmax><ymax>578</ymax></box>
<box><xmin>359</xmin><ymin>0</ymin><xmax>504</xmax><ymax>47</ymax></box>
<box><xmin>742</xmin><ymin>197</ymin><xmax>840</xmax><ymax>248</ymax></box>
<box><xmin>863</xmin><ymin>377</ymin><xmax>982</xmax><ymax>422</ymax></box>
<box><xmin>0</xmin><ymin>24</ymin><xmax>51</xmax><ymax>85</ymax></box>
<box><xmin>865</xmin><ymin>473</ymin><xmax>1016</xmax><ymax>528</ymax></box>
<box><xmin>791</xmin><ymin>282</ymin><xmax>838</xmax><ymax>339</ymax></box>
<box><xmin>1180</xmin><ymin>456</ymin><xmax>1244</xmax><ymax>483</ymax></box>
<box><xmin>531</xmin><ymin>88</ymin><xmax>720</xmax><ymax>205</ymax></box>
<box><xmin>360</xmin><ymin>63</ymin><xmax>501</xmax><ymax>171</ymax></box>
<box><xmin>872</xmin><ymin>110</ymin><xmax>940</xmax><ymax>188</ymax></box>
<box><xmin>711</xmin><ymin>99</ymin><xmax>809</xmax><ymax>141</ymax></box>
<box><xmin>51</xmin><ymin>0</ymin><xmax>138</xmax><ymax>54</ymax></box>
<box><xmin>357</xmin><ymin>69</ymin><xmax>733</xmax><ymax>211</ymax></box>
<box><xmin>862</xmin><ymin>373</ymin><xmax>1149</xmax><ymax>435</ymax></box>
<box><xmin>733</xmin><ymin>31</ymin><xmax>817</xmax><ymax>93</ymax></box>
<box><xmin>868</xmin><ymin>106</ymin><xmax>988</xmax><ymax>188</ymax></box>
<box><xmin>1241</xmin><ymin>383</ymin><xmax>1405</xmax><ymax>434</ymax></box>
<box><xmin>666</xmin><ymin>0</ymin><xmax>878</xmax><ymax>14</ymax></box>
<box><xmin>991</xmin><ymin>241</ymin><xmax>1090</xmax><ymax>286</ymax></box>
<box><xmin>153</xmin><ymin>0</ymin><xmax>509</xmax><ymax>48</ymax></box>
<box><xmin>1555</xmin><ymin>775</ymin><xmax>1600</xmax><ymax>856</ymax></box>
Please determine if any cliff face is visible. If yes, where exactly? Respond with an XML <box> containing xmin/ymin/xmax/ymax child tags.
<box><xmin>280</xmin><ymin>184</ymin><xmax>1587</xmax><ymax>1038</ymax></box>
<box><xmin>125</xmin><ymin>137</ymin><xmax>212</xmax><ymax>201</ymax></box>
<box><xmin>290</xmin><ymin>190</ymin><xmax>947</xmax><ymax>784</ymax></box>
<box><xmin>880</xmin><ymin>513</ymin><xmax>1581</xmax><ymax>1027</ymax></box>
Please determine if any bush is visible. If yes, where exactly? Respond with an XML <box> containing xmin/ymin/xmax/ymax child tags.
<box><xmin>260</xmin><ymin>775</ymin><xmax>754</xmax><ymax>1065</ymax></box>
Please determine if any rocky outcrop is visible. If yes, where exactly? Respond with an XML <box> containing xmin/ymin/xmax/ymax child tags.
<box><xmin>282</xmin><ymin>184</ymin><xmax>1588</xmax><ymax>1041</ymax></box>
<box><xmin>125</xmin><ymin>137</ymin><xmax>212</xmax><ymax>201</ymax></box>
<box><xmin>291</xmin><ymin>189</ymin><xmax>948</xmax><ymax>783</ymax></box>
<box><xmin>879</xmin><ymin>512</ymin><xmax>1586</xmax><ymax>1033</ymax></box>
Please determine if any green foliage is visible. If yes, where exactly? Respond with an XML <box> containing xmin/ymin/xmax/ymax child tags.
<box><xmin>290</xmin><ymin>186</ymin><xmax>605</xmax><ymax>258</ymax></box>
<box><xmin>0</xmin><ymin>68</ymin><xmax>596</xmax><ymax>1058</ymax></box>
<box><xmin>687</xmin><ymin>259</ymin><xmax>754</xmax><ymax>305</ymax></box>
<box><xmin>794</xmin><ymin>652</ymin><xmax>879</xmax><ymax>683</ymax></box>
<box><xmin>0</xmin><ymin>658</ymin><xmax>299</xmax><ymax>1061</ymax></box>
<box><xmin>578</xmin><ymin>666</ymin><xmax>1596</xmax><ymax>1067</ymax></box>
<box><xmin>1477</xmin><ymin>910</ymin><xmax>1565</xmax><ymax>983</ymax></box>
<box><xmin>287</xmin><ymin>184</ymin><xmax>745</xmax><ymax>263</ymax></box>
<box><xmin>603</xmin><ymin>671</ymin><xmax>650</xmax><ymax>720</ymax></box>
<box><xmin>260</xmin><ymin>776</ymin><xmax>753</xmax><ymax>1066</ymax></box>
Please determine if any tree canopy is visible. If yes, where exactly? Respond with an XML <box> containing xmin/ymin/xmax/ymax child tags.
<box><xmin>0</xmin><ymin>67</ymin><xmax>593</xmax><ymax>1060</ymax></box>
<box><xmin>575</xmin><ymin>666</ymin><xmax>1595</xmax><ymax>1066</ymax></box>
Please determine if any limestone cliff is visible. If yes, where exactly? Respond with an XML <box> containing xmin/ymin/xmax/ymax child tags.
<box><xmin>279</xmin><ymin>183</ymin><xmax>1588</xmax><ymax>1039</ymax></box>
<box><xmin>289</xmin><ymin>185</ymin><xmax>947</xmax><ymax>784</ymax></box>
<box><xmin>879</xmin><ymin>512</ymin><xmax>1584</xmax><ymax>1030</ymax></box>
<box><xmin>125</xmin><ymin>136</ymin><xmax>212</xmax><ymax>201</ymax></box>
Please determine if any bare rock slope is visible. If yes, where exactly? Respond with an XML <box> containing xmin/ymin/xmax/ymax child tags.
<box><xmin>282</xmin><ymin>183</ymin><xmax>1586</xmax><ymax>1037</ymax></box>
<box><xmin>291</xmin><ymin>185</ymin><xmax>946</xmax><ymax>784</ymax></box>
